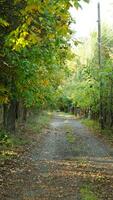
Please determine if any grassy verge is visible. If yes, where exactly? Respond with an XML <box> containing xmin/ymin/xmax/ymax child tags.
<box><xmin>0</xmin><ymin>129</ymin><xmax>27</xmax><ymax>160</ymax></box>
<box><xmin>0</xmin><ymin>129</ymin><xmax>27</xmax><ymax>147</ymax></box>
<box><xmin>0</xmin><ymin>111</ymin><xmax>52</xmax><ymax>160</ymax></box>
<box><xmin>81</xmin><ymin>118</ymin><xmax>113</xmax><ymax>144</ymax></box>
<box><xmin>26</xmin><ymin>110</ymin><xmax>52</xmax><ymax>133</ymax></box>
<box><xmin>81</xmin><ymin>119</ymin><xmax>100</xmax><ymax>131</ymax></box>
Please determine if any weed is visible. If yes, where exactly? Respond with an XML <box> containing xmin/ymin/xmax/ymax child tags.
<box><xmin>0</xmin><ymin>129</ymin><xmax>27</xmax><ymax>147</ymax></box>
<box><xmin>80</xmin><ymin>185</ymin><xmax>99</xmax><ymax>200</ymax></box>
<box><xmin>26</xmin><ymin>111</ymin><xmax>52</xmax><ymax>133</ymax></box>
<box><xmin>63</xmin><ymin>125</ymin><xmax>75</xmax><ymax>143</ymax></box>
<box><xmin>0</xmin><ymin>129</ymin><xmax>27</xmax><ymax>160</ymax></box>
<box><xmin>81</xmin><ymin>118</ymin><xmax>113</xmax><ymax>144</ymax></box>
<box><xmin>81</xmin><ymin>119</ymin><xmax>100</xmax><ymax>131</ymax></box>
<box><xmin>66</xmin><ymin>132</ymin><xmax>75</xmax><ymax>143</ymax></box>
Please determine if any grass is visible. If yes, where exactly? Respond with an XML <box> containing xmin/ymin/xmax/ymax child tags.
<box><xmin>81</xmin><ymin>119</ymin><xmax>100</xmax><ymax>131</ymax></box>
<box><xmin>80</xmin><ymin>185</ymin><xmax>99</xmax><ymax>200</ymax></box>
<box><xmin>66</xmin><ymin>132</ymin><xmax>75</xmax><ymax>143</ymax></box>
<box><xmin>63</xmin><ymin>125</ymin><xmax>75</xmax><ymax>143</ymax></box>
<box><xmin>26</xmin><ymin>111</ymin><xmax>52</xmax><ymax>133</ymax></box>
<box><xmin>81</xmin><ymin>118</ymin><xmax>113</xmax><ymax>144</ymax></box>
<box><xmin>0</xmin><ymin>129</ymin><xmax>27</xmax><ymax>160</ymax></box>
<box><xmin>0</xmin><ymin>111</ymin><xmax>52</xmax><ymax>160</ymax></box>
<box><xmin>0</xmin><ymin>129</ymin><xmax>27</xmax><ymax>147</ymax></box>
<box><xmin>55</xmin><ymin>111</ymin><xmax>76</xmax><ymax>119</ymax></box>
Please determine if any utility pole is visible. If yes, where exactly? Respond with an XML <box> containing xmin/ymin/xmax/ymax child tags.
<box><xmin>97</xmin><ymin>2</ymin><xmax>104</xmax><ymax>129</ymax></box>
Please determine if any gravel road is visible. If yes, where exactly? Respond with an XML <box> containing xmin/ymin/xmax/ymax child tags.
<box><xmin>1</xmin><ymin>113</ymin><xmax>113</xmax><ymax>200</ymax></box>
<box><xmin>33</xmin><ymin>113</ymin><xmax>113</xmax><ymax>162</ymax></box>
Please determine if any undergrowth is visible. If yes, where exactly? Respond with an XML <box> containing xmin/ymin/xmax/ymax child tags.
<box><xmin>0</xmin><ymin>129</ymin><xmax>27</xmax><ymax>160</ymax></box>
<box><xmin>0</xmin><ymin>111</ymin><xmax>52</xmax><ymax>160</ymax></box>
<box><xmin>81</xmin><ymin>119</ymin><xmax>100</xmax><ymax>131</ymax></box>
<box><xmin>81</xmin><ymin>118</ymin><xmax>113</xmax><ymax>144</ymax></box>
<box><xmin>26</xmin><ymin>111</ymin><xmax>52</xmax><ymax>133</ymax></box>
<box><xmin>0</xmin><ymin>129</ymin><xmax>27</xmax><ymax>147</ymax></box>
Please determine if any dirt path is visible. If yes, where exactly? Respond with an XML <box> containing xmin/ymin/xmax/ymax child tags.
<box><xmin>34</xmin><ymin>114</ymin><xmax>113</xmax><ymax>161</ymax></box>
<box><xmin>1</xmin><ymin>113</ymin><xmax>113</xmax><ymax>199</ymax></box>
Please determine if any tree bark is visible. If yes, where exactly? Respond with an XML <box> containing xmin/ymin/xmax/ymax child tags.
<box><xmin>3</xmin><ymin>100</ymin><xmax>16</xmax><ymax>132</ymax></box>
<box><xmin>3</xmin><ymin>104</ymin><xmax>8</xmax><ymax>128</ymax></box>
<box><xmin>22</xmin><ymin>107</ymin><xmax>27</xmax><ymax>122</ymax></box>
<box><xmin>109</xmin><ymin>80</ymin><xmax>113</xmax><ymax>127</ymax></box>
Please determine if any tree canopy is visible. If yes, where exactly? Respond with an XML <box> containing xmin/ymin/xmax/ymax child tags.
<box><xmin>59</xmin><ymin>24</ymin><xmax>113</xmax><ymax>128</ymax></box>
<box><xmin>0</xmin><ymin>0</ymin><xmax>89</xmax><ymax>131</ymax></box>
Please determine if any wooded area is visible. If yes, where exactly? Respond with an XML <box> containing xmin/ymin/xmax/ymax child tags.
<box><xmin>60</xmin><ymin>24</ymin><xmax>113</xmax><ymax>129</ymax></box>
<box><xmin>0</xmin><ymin>0</ymin><xmax>113</xmax><ymax>134</ymax></box>
<box><xmin>1</xmin><ymin>0</ymin><xmax>86</xmax><ymax>132</ymax></box>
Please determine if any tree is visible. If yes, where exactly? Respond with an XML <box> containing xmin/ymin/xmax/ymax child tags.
<box><xmin>0</xmin><ymin>0</ymin><xmax>89</xmax><ymax>132</ymax></box>
<box><xmin>59</xmin><ymin>24</ymin><xmax>113</xmax><ymax>129</ymax></box>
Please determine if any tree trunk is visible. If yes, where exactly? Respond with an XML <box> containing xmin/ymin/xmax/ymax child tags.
<box><xmin>22</xmin><ymin>107</ymin><xmax>27</xmax><ymax>122</ymax></box>
<box><xmin>109</xmin><ymin>80</ymin><xmax>113</xmax><ymax>127</ymax></box>
<box><xmin>15</xmin><ymin>101</ymin><xmax>19</xmax><ymax>120</ymax></box>
<box><xmin>3</xmin><ymin>100</ymin><xmax>16</xmax><ymax>132</ymax></box>
<box><xmin>3</xmin><ymin>104</ymin><xmax>8</xmax><ymax>128</ymax></box>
